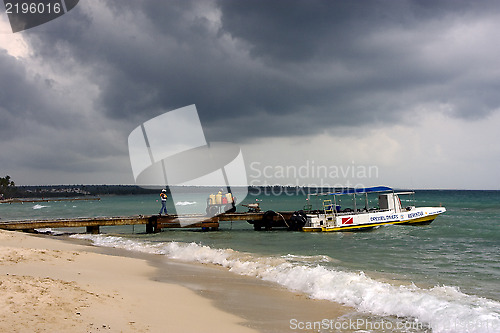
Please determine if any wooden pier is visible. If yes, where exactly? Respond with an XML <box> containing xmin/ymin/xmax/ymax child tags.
<box><xmin>0</xmin><ymin>211</ymin><xmax>296</xmax><ymax>234</ymax></box>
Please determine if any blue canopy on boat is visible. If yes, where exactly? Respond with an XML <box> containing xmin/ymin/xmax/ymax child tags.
<box><xmin>329</xmin><ymin>186</ymin><xmax>393</xmax><ymax>195</ymax></box>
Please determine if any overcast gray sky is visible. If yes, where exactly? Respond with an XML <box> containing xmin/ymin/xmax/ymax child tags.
<box><xmin>1</xmin><ymin>0</ymin><xmax>499</xmax><ymax>189</ymax></box>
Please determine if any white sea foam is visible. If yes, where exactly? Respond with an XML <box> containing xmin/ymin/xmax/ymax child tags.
<box><xmin>71</xmin><ymin>234</ymin><xmax>500</xmax><ymax>333</ymax></box>
<box><xmin>281</xmin><ymin>253</ymin><xmax>334</xmax><ymax>264</ymax></box>
<box><xmin>32</xmin><ymin>204</ymin><xmax>49</xmax><ymax>209</ymax></box>
<box><xmin>175</xmin><ymin>201</ymin><xmax>197</xmax><ymax>206</ymax></box>
<box><xmin>34</xmin><ymin>228</ymin><xmax>65</xmax><ymax>235</ymax></box>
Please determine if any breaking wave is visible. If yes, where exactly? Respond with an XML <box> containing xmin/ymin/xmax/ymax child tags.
<box><xmin>71</xmin><ymin>234</ymin><xmax>500</xmax><ymax>332</ymax></box>
<box><xmin>175</xmin><ymin>201</ymin><xmax>197</xmax><ymax>206</ymax></box>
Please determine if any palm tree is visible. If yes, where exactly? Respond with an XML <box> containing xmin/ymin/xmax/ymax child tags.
<box><xmin>0</xmin><ymin>175</ymin><xmax>16</xmax><ymax>199</ymax></box>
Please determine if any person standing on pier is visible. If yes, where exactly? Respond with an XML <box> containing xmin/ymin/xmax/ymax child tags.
<box><xmin>159</xmin><ymin>189</ymin><xmax>168</xmax><ymax>215</ymax></box>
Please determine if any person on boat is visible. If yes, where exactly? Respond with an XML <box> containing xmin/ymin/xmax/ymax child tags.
<box><xmin>159</xmin><ymin>189</ymin><xmax>168</xmax><ymax>215</ymax></box>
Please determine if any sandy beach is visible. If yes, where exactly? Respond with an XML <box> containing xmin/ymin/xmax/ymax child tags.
<box><xmin>0</xmin><ymin>229</ymin><xmax>350</xmax><ymax>333</ymax></box>
<box><xmin>0</xmin><ymin>229</ymin><xmax>260</xmax><ymax>332</ymax></box>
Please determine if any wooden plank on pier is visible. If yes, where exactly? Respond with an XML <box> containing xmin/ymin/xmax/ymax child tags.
<box><xmin>218</xmin><ymin>212</ymin><xmax>294</xmax><ymax>221</ymax></box>
<box><xmin>0</xmin><ymin>211</ymin><xmax>296</xmax><ymax>233</ymax></box>
<box><xmin>0</xmin><ymin>215</ymin><xmax>151</xmax><ymax>230</ymax></box>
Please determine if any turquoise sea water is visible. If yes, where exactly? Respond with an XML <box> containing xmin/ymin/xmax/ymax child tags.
<box><xmin>1</xmin><ymin>190</ymin><xmax>499</xmax><ymax>332</ymax></box>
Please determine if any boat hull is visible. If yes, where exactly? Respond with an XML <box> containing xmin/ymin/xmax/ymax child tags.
<box><xmin>400</xmin><ymin>214</ymin><xmax>437</xmax><ymax>225</ymax></box>
<box><xmin>302</xmin><ymin>227</ymin><xmax>323</xmax><ymax>232</ymax></box>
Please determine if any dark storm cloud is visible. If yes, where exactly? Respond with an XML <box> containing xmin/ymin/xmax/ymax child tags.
<box><xmin>219</xmin><ymin>0</ymin><xmax>500</xmax><ymax>125</ymax></box>
<box><xmin>18</xmin><ymin>0</ymin><xmax>500</xmax><ymax>144</ymax></box>
<box><xmin>0</xmin><ymin>48</ymin><xmax>125</xmax><ymax>174</ymax></box>
<box><xmin>217</xmin><ymin>0</ymin><xmax>498</xmax><ymax>63</ymax></box>
<box><xmin>0</xmin><ymin>50</ymin><xmax>75</xmax><ymax>139</ymax></box>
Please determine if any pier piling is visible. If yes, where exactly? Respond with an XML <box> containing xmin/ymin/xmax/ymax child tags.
<box><xmin>86</xmin><ymin>226</ymin><xmax>100</xmax><ymax>234</ymax></box>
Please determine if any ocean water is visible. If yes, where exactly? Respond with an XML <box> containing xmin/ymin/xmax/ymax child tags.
<box><xmin>1</xmin><ymin>190</ymin><xmax>499</xmax><ymax>332</ymax></box>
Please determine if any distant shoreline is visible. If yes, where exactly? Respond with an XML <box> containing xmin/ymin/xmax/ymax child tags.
<box><xmin>4</xmin><ymin>185</ymin><xmax>498</xmax><ymax>200</ymax></box>
<box><xmin>0</xmin><ymin>197</ymin><xmax>101</xmax><ymax>204</ymax></box>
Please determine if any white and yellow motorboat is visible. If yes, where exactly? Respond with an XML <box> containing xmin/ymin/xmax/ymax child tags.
<box><xmin>302</xmin><ymin>186</ymin><xmax>446</xmax><ymax>232</ymax></box>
